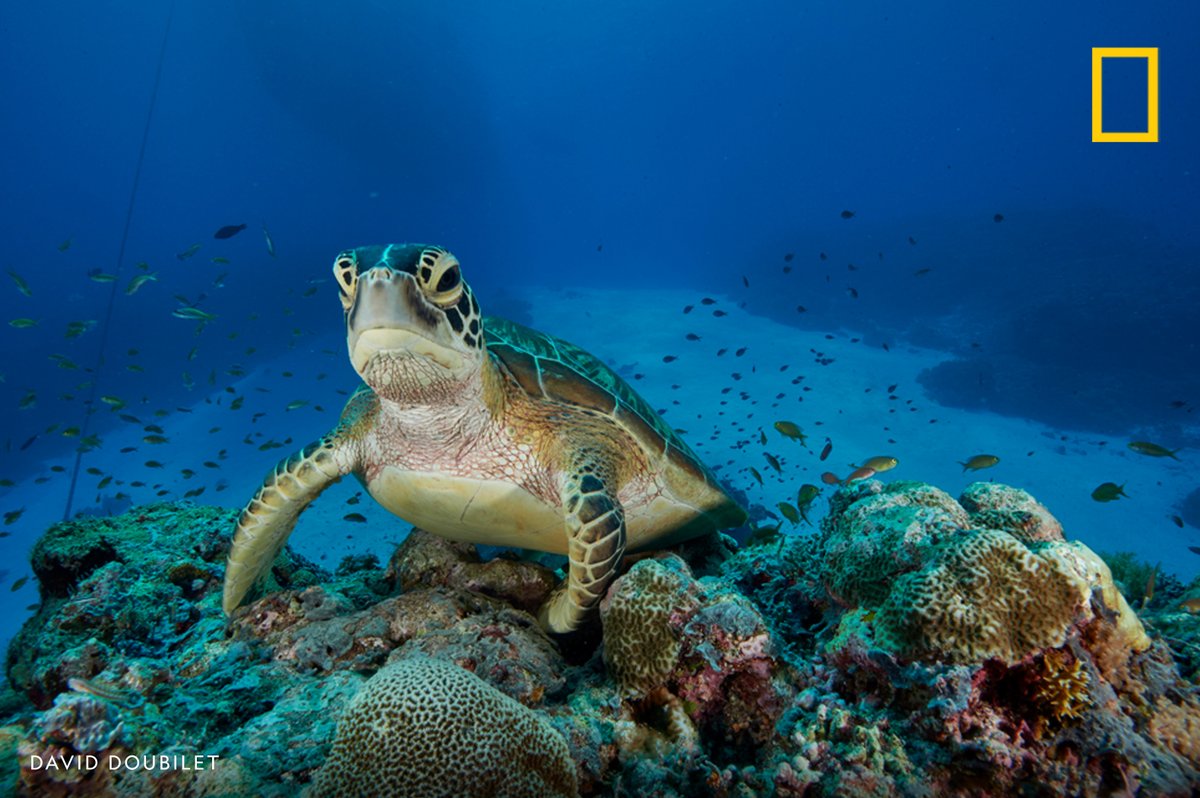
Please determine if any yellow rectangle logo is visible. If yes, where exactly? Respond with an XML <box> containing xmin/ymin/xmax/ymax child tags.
<box><xmin>1092</xmin><ymin>47</ymin><xmax>1158</xmax><ymax>142</ymax></box>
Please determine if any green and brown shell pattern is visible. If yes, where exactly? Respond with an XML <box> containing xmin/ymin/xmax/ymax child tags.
<box><xmin>482</xmin><ymin>316</ymin><xmax>725</xmax><ymax>488</ymax></box>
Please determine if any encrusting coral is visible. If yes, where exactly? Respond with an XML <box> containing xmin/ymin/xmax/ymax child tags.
<box><xmin>310</xmin><ymin>656</ymin><xmax>578</xmax><ymax>798</ymax></box>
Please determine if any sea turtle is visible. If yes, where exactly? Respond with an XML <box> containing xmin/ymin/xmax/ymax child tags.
<box><xmin>222</xmin><ymin>243</ymin><xmax>746</xmax><ymax>632</ymax></box>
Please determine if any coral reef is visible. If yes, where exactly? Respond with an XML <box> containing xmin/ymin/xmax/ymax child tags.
<box><xmin>311</xmin><ymin>657</ymin><xmax>577</xmax><ymax>798</ymax></box>
<box><xmin>1</xmin><ymin>480</ymin><xmax>1198</xmax><ymax>796</ymax></box>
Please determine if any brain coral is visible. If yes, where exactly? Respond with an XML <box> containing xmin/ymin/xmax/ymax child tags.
<box><xmin>311</xmin><ymin>657</ymin><xmax>578</xmax><ymax>798</ymax></box>
<box><xmin>874</xmin><ymin>529</ymin><xmax>1147</xmax><ymax>664</ymax></box>
<box><xmin>600</xmin><ymin>555</ymin><xmax>701</xmax><ymax>698</ymax></box>
<box><xmin>821</xmin><ymin>481</ymin><xmax>971</xmax><ymax>606</ymax></box>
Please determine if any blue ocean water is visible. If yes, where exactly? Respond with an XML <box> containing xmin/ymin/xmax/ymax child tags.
<box><xmin>0</xmin><ymin>0</ymin><xmax>1197</xmax><ymax>647</ymax></box>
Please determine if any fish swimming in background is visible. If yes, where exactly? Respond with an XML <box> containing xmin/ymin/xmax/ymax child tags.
<box><xmin>773</xmin><ymin>421</ymin><xmax>807</xmax><ymax>444</ymax></box>
<box><xmin>1127</xmin><ymin>441</ymin><xmax>1180</xmax><ymax>460</ymax></box>
<box><xmin>1091</xmin><ymin>482</ymin><xmax>1127</xmax><ymax>502</ymax></box>
<box><xmin>7</xmin><ymin>270</ymin><xmax>31</xmax><ymax>297</ymax></box>
<box><xmin>125</xmin><ymin>272</ymin><xmax>158</xmax><ymax>295</ymax></box>
<box><xmin>821</xmin><ymin>471</ymin><xmax>841</xmax><ymax>485</ymax></box>
<box><xmin>819</xmin><ymin>439</ymin><xmax>833</xmax><ymax>461</ymax></box>
<box><xmin>262</xmin><ymin>223</ymin><xmax>276</xmax><ymax>257</ymax></box>
<box><xmin>57</xmin><ymin>237</ymin><xmax>72</xmax><ymax>252</ymax></box>
<box><xmin>177</xmin><ymin>243</ymin><xmax>202</xmax><ymax>260</ymax></box>
<box><xmin>777</xmin><ymin>502</ymin><xmax>800</xmax><ymax>525</ymax></box>
<box><xmin>172</xmin><ymin>307</ymin><xmax>218</xmax><ymax>322</ymax></box>
<box><xmin>748</xmin><ymin>466</ymin><xmax>763</xmax><ymax>486</ymax></box>
<box><xmin>9</xmin><ymin>318</ymin><xmax>37</xmax><ymax>328</ymax></box>
<box><xmin>844</xmin><ymin>466</ymin><xmax>876</xmax><ymax>482</ymax></box>
<box><xmin>959</xmin><ymin>454</ymin><xmax>999</xmax><ymax>472</ymax></box>
<box><xmin>214</xmin><ymin>223</ymin><xmax>247</xmax><ymax>239</ymax></box>
<box><xmin>840</xmin><ymin>210</ymin><xmax>855</xmax><ymax>219</ymax></box>
<box><xmin>763</xmin><ymin>452</ymin><xmax>782</xmax><ymax>473</ymax></box>
<box><xmin>859</xmin><ymin>456</ymin><xmax>899</xmax><ymax>473</ymax></box>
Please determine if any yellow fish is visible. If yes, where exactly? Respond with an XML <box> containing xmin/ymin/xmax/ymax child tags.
<box><xmin>774</xmin><ymin>421</ymin><xmax>807</xmax><ymax>444</ymax></box>
<box><xmin>959</xmin><ymin>454</ymin><xmax>999</xmax><ymax>472</ymax></box>
<box><xmin>1127</xmin><ymin>441</ymin><xmax>1180</xmax><ymax>460</ymax></box>
<box><xmin>859</xmin><ymin>455</ymin><xmax>898</xmax><ymax>473</ymax></box>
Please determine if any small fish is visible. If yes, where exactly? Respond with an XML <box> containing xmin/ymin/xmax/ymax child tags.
<box><xmin>19</xmin><ymin>435</ymin><xmax>37</xmax><ymax>450</ymax></box>
<box><xmin>125</xmin><ymin>272</ymin><xmax>158</xmax><ymax>295</ymax></box>
<box><xmin>700</xmin><ymin>297</ymin><xmax>716</xmax><ymax>305</ymax></box>
<box><xmin>101</xmin><ymin>395</ymin><xmax>126</xmax><ymax>409</ymax></box>
<box><xmin>748</xmin><ymin>467</ymin><xmax>763</xmax><ymax>486</ymax></box>
<box><xmin>1171</xmin><ymin>515</ymin><xmax>1185</xmax><ymax>528</ymax></box>
<box><xmin>993</xmin><ymin>213</ymin><xmax>1004</xmax><ymax>223</ymax></box>
<box><xmin>913</xmin><ymin>268</ymin><xmax>932</xmax><ymax>276</ymax></box>
<box><xmin>846</xmin><ymin>287</ymin><xmax>859</xmax><ymax>299</ymax></box>
<box><xmin>176</xmin><ymin>243</ymin><xmax>202</xmax><ymax>260</ymax></box>
<box><xmin>685</xmin><ymin>333</ymin><xmax>701</xmax><ymax>341</ymax></box>
<box><xmin>3</xmin><ymin>508</ymin><xmax>24</xmax><ymax>524</ymax></box>
<box><xmin>64</xmin><ymin>320</ymin><xmax>97</xmax><ymax>339</ymax></box>
<box><xmin>763</xmin><ymin>452</ymin><xmax>782</xmax><ymax>473</ymax></box>
<box><xmin>184</xmin><ymin>487</ymin><xmax>206</xmax><ymax>498</ymax></box>
<box><xmin>777</xmin><ymin>502</ymin><xmax>800</xmax><ymax>525</ymax></box>
<box><xmin>1127</xmin><ymin>441</ymin><xmax>1180</xmax><ymax>460</ymax></box>
<box><xmin>286</xmin><ymin>400</ymin><xmax>309</xmax><ymax>411</ymax></box>
<box><xmin>1142</xmin><ymin>566</ymin><xmax>1157</xmax><ymax>608</ymax></box>
<box><xmin>9</xmin><ymin>318</ymin><xmax>37</xmax><ymax>328</ymax></box>
<box><xmin>1190</xmin><ymin>546</ymin><xmax>1200</xmax><ymax>557</ymax></box>
<box><xmin>742</xmin><ymin>276</ymin><xmax>749</xmax><ymax>288</ymax></box>
<box><xmin>1091</xmin><ymin>482</ymin><xmax>1126</xmax><ymax>502</ymax></box>
<box><xmin>6</xmin><ymin>270</ymin><xmax>31</xmax><ymax>297</ymax></box>
<box><xmin>859</xmin><ymin>456</ymin><xmax>898</xmax><ymax>473</ymax></box>
<box><xmin>18</xmin><ymin>390</ymin><xmax>37</xmax><ymax>410</ymax></box>
<box><xmin>959</xmin><ymin>454</ymin><xmax>999</xmax><ymax>472</ymax></box>
<box><xmin>682</xmin><ymin>305</ymin><xmax>694</xmax><ymax>314</ymax></box>
<box><xmin>67</xmin><ymin>677</ymin><xmax>143</xmax><ymax>709</ymax></box>
<box><xmin>11</xmin><ymin>576</ymin><xmax>27</xmax><ymax>591</ymax></box>
<box><xmin>773</xmin><ymin>421</ymin><xmax>807</xmax><ymax>445</ymax></box>
<box><xmin>1180</xmin><ymin>597</ymin><xmax>1200</xmax><ymax>614</ymax></box>
<box><xmin>840</xmin><ymin>210</ymin><xmax>855</xmax><ymax>219</ymax></box>
<box><xmin>143</xmin><ymin>434</ymin><xmax>169</xmax><ymax>445</ymax></box>
<box><xmin>145</xmin><ymin>460</ymin><xmax>165</xmax><ymax>469</ymax></box>
<box><xmin>97</xmin><ymin>476</ymin><xmax>112</xmax><ymax>489</ymax></box>
<box><xmin>88</xmin><ymin>271</ymin><xmax>117</xmax><ymax>283</ymax></box>
<box><xmin>759</xmin><ymin>431</ymin><xmax>767</xmax><ymax>446</ymax></box>
<box><xmin>344</xmin><ymin>513</ymin><xmax>367</xmax><ymax>523</ymax></box>
<box><xmin>214</xmin><ymin>223</ymin><xmax>247</xmax><ymax>239</ymax></box>
<box><xmin>797</xmin><ymin>484</ymin><xmax>821</xmax><ymax>507</ymax></box>
<box><xmin>172</xmin><ymin>307</ymin><xmax>218</xmax><ymax>322</ymax></box>
<box><xmin>819</xmin><ymin>439</ymin><xmax>833</xmax><ymax>461</ymax></box>
<box><xmin>845</xmin><ymin>466</ymin><xmax>876</xmax><ymax>482</ymax></box>
<box><xmin>262</xmin><ymin>223</ymin><xmax>276</xmax><ymax>257</ymax></box>
<box><xmin>662</xmin><ymin>355</ymin><xmax>677</xmax><ymax>363</ymax></box>
<box><xmin>58</xmin><ymin>237</ymin><xmax>72</xmax><ymax>252</ymax></box>
<box><xmin>820</xmin><ymin>471</ymin><xmax>841</xmax><ymax>486</ymax></box>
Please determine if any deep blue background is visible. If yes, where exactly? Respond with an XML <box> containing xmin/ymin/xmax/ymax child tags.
<box><xmin>0</xmin><ymin>0</ymin><xmax>1197</xmax><ymax>488</ymax></box>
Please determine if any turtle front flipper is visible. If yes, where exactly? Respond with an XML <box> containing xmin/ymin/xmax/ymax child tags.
<box><xmin>222</xmin><ymin>437</ymin><xmax>356</xmax><ymax>614</ymax></box>
<box><xmin>538</xmin><ymin>469</ymin><xmax>627</xmax><ymax>633</ymax></box>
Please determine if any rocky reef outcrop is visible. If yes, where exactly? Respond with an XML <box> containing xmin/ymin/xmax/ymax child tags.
<box><xmin>2</xmin><ymin>480</ymin><xmax>1198</xmax><ymax>796</ymax></box>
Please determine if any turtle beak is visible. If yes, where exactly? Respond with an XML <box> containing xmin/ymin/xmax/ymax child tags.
<box><xmin>346</xmin><ymin>268</ymin><xmax>466</xmax><ymax>376</ymax></box>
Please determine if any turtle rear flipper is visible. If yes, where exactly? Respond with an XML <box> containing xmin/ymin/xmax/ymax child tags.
<box><xmin>538</xmin><ymin>466</ymin><xmax>626</xmax><ymax>633</ymax></box>
<box><xmin>223</xmin><ymin>437</ymin><xmax>354</xmax><ymax>614</ymax></box>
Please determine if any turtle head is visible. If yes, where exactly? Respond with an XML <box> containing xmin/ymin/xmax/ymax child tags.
<box><xmin>333</xmin><ymin>244</ymin><xmax>485</xmax><ymax>400</ymax></box>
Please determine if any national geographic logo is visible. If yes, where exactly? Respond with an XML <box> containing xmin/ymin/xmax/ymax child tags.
<box><xmin>1091</xmin><ymin>47</ymin><xmax>1159</xmax><ymax>142</ymax></box>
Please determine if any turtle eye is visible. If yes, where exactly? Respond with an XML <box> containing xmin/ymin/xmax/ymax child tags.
<box><xmin>435</xmin><ymin>265</ymin><xmax>460</xmax><ymax>293</ymax></box>
<box><xmin>333</xmin><ymin>254</ymin><xmax>358</xmax><ymax>311</ymax></box>
<box><xmin>422</xmin><ymin>253</ymin><xmax>464</xmax><ymax>308</ymax></box>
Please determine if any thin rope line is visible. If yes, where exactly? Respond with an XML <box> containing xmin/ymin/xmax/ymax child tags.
<box><xmin>63</xmin><ymin>2</ymin><xmax>175</xmax><ymax>520</ymax></box>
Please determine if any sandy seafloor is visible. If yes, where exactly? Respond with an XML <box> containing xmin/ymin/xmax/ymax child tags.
<box><xmin>0</xmin><ymin>285</ymin><xmax>1195</xmax><ymax>677</ymax></box>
